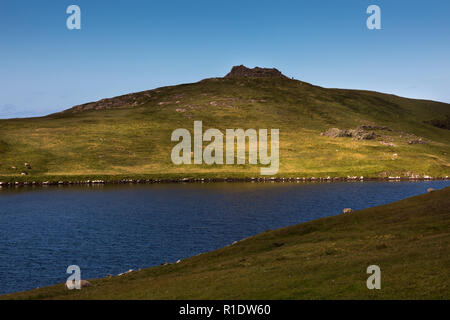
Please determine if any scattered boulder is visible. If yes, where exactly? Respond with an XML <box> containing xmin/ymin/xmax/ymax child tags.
<box><xmin>65</xmin><ymin>279</ymin><xmax>91</xmax><ymax>289</ymax></box>
<box><xmin>357</xmin><ymin>125</ymin><xmax>392</xmax><ymax>131</ymax></box>
<box><xmin>380</xmin><ymin>141</ymin><xmax>396</xmax><ymax>147</ymax></box>
<box><xmin>80</xmin><ymin>280</ymin><xmax>91</xmax><ymax>287</ymax></box>
<box><xmin>20</xmin><ymin>172</ymin><xmax>28</xmax><ymax>176</ymax></box>
<box><xmin>408</xmin><ymin>138</ymin><xmax>427</xmax><ymax>145</ymax></box>
<box><xmin>343</xmin><ymin>208</ymin><xmax>353</xmax><ymax>214</ymax></box>
<box><xmin>427</xmin><ymin>188</ymin><xmax>435</xmax><ymax>193</ymax></box>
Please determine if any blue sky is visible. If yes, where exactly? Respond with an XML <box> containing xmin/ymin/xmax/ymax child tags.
<box><xmin>1</xmin><ymin>0</ymin><xmax>449</xmax><ymax>118</ymax></box>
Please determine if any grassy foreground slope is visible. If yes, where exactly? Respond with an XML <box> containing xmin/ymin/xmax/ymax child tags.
<box><xmin>3</xmin><ymin>187</ymin><xmax>449</xmax><ymax>300</ymax></box>
<box><xmin>0</xmin><ymin>72</ymin><xmax>449</xmax><ymax>181</ymax></box>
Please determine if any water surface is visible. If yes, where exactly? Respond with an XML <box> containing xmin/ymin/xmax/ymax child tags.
<box><xmin>0</xmin><ymin>180</ymin><xmax>448</xmax><ymax>295</ymax></box>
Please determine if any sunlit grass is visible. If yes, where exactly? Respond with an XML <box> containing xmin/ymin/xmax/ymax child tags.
<box><xmin>0</xmin><ymin>77</ymin><xmax>449</xmax><ymax>181</ymax></box>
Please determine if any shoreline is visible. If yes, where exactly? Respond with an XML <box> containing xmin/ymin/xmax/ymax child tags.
<box><xmin>1</xmin><ymin>175</ymin><xmax>449</xmax><ymax>188</ymax></box>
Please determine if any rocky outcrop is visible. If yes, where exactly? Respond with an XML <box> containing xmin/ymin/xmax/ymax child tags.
<box><xmin>320</xmin><ymin>127</ymin><xmax>376</xmax><ymax>140</ymax></box>
<box><xmin>225</xmin><ymin>65</ymin><xmax>288</xmax><ymax>79</ymax></box>
<box><xmin>60</xmin><ymin>65</ymin><xmax>288</xmax><ymax>114</ymax></box>
<box><xmin>67</xmin><ymin>93</ymin><xmax>148</xmax><ymax>113</ymax></box>
<box><xmin>320</xmin><ymin>128</ymin><xmax>352</xmax><ymax>138</ymax></box>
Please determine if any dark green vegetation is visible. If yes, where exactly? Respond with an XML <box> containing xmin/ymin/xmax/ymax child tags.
<box><xmin>425</xmin><ymin>115</ymin><xmax>450</xmax><ymax>130</ymax></box>
<box><xmin>3</xmin><ymin>187</ymin><xmax>449</xmax><ymax>299</ymax></box>
<box><xmin>0</xmin><ymin>70</ymin><xmax>449</xmax><ymax>182</ymax></box>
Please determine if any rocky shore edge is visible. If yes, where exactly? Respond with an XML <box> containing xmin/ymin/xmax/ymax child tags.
<box><xmin>0</xmin><ymin>175</ymin><xmax>449</xmax><ymax>188</ymax></box>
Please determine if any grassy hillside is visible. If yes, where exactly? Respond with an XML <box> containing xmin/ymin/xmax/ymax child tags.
<box><xmin>0</xmin><ymin>74</ymin><xmax>449</xmax><ymax>181</ymax></box>
<box><xmin>3</xmin><ymin>186</ymin><xmax>449</xmax><ymax>300</ymax></box>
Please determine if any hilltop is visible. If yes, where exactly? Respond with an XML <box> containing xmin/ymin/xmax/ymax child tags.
<box><xmin>0</xmin><ymin>65</ymin><xmax>449</xmax><ymax>182</ymax></box>
<box><xmin>224</xmin><ymin>65</ymin><xmax>288</xmax><ymax>79</ymax></box>
<box><xmin>3</xmin><ymin>186</ymin><xmax>449</xmax><ymax>299</ymax></box>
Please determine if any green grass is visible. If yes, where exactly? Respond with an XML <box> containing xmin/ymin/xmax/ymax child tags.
<box><xmin>2</xmin><ymin>186</ymin><xmax>449</xmax><ymax>300</ymax></box>
<box><xmin>0</xmin><ymin>77</ymin><xmax>449</xmax><ymax>182</ymax></box>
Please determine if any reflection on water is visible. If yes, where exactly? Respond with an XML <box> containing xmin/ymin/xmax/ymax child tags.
<box><xmin>0</xmin><ymin>180</ymin><xmax>449</xmax><ymax>294</ymax></box>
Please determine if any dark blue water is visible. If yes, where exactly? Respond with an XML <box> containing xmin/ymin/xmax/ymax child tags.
<box><xmin>0</xmin><ymin>180</ymin><xmax>448</xmax><ymax>295</ymax></box>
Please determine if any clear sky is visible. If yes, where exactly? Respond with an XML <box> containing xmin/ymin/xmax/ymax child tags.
<box><xmin>1</xmin><ymin>0</ymin><xmax>449</xmax><ymax>118</ymax></box>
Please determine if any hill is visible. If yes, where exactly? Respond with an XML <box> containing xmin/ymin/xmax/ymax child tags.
<box><xmin>0</xmin><ymin>65</ymin><xmax>449</xmax><ymax>182</ymax></box>
<box><xmin>3</xmin><ymin>186</ymin><xmax>449</xmax><ymax>299</ymax></box>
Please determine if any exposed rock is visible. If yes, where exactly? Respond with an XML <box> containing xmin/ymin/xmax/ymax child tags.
<box><xmin>349</xmin><ymin>129</ymin><xmax>376</xmax><ymax>140</ymax></box>
<box><xmin>380</xmin><ymin>141</ymin><xmax>396</xmax><ymax>147</ymax></box>
<box><xmin>427</xmin><ymin>188</ymin><xmax>435</xmax><ymax>193</ymax></box>
<box><xmin>357</xmin><ymin>125</ymin><xmax>392</xmax><ymax>131</ymax></box>
<box><xmin>321</xmin><ymin>127</ymin><xmax>376</xmax><ymax>140</ymax></box>
<box><xmin>320</xmin><ymin>128</ymin><xmax>352</xmax><ymax>138</ymax></box>
<box><xmin>65</xmin><ymin>279</ymin><xmax>91</xmax><ymax>289</ymax></box>
<box><xmin>225</xmin><ymin>65</ymin><xmax>288</xmax><ymax>79</ymax></box>
<box><xmin>343</xmin><ymin>208</ymin><xmax>353</xmax><ymax>214</ymax></box>
<box><xmin>62</xmin><ymin>91</ymin><xmax>153</xmax><ymax>114</ymax></box>
<box><xmin>408</xmin><ymin>138</ymin><xmax>427</xmax><ymax>145</ymax></box>
<box><xmin>80</xmin><ymin>280</ymin><xmax>91</xmax><ymax>287</ymax></box>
